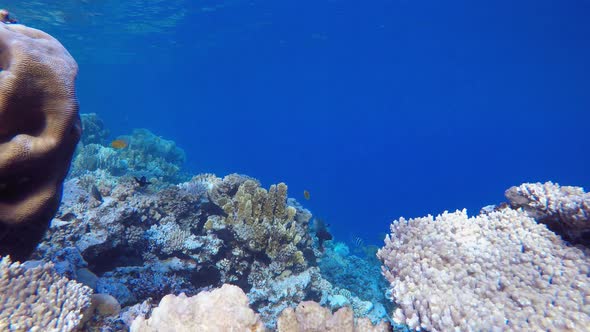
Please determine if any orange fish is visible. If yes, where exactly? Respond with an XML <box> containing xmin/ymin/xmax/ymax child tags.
<box><xmin>110</xmin><ymin>139</ymin><xmax>128</xmax><ymax>149</ymax></box>
<box><xmin>303</xmin><ymin>190</ymin><xmax>310</xmax><ymax>200</ymax></box>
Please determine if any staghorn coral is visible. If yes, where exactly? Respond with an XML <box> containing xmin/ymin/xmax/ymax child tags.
<box><xmin>130</xmin><ymin>284</ymin><xmax>266</xmax><ymax>332</ymax></box>
<box><xmin>0</xmin><ymin>17</ymin><xmax>81</xmax><ymax>261</ymax></box>
<box><xmin>0</xmin><ymin>256</ymin><xmax>92</xmax><ymax>331</ymax></box>
<box><xmin>277</xmin><ymin>300</ymin><xmax>391</xmax><ymax>332</ymax></box>
<box><xmin>506</xmin><ymin>181</ymin><xmax>590</xmax><ymax>245</ymax></box>
<box><xmin>378</xmin><ymin>208</ymin><xmax>590</xmax><ymax>331</ymax></box>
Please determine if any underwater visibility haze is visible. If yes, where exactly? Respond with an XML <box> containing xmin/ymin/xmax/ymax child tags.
<box><xmin>1</xmin><ymin>0</ymin><xmax>590</xmax><ymax>331</ymax></box>
<box><xmin>11</xmin><ymin>0</ymin><xmax>590</xmax><ymax>241</ymax></box>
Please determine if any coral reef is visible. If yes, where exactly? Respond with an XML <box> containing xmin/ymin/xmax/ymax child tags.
<box><xmin>0</xmin><ymin>256</ymin><xmax>92</xmax><ymax>331</ymax></box>
<box><xmin>319</xmin><ymin>241</ymin><xmax>392</xmax><ymax>323</ymax></box>
<box><xmin>378</xmin><ymin>208</ymin><xmax>590</xmax><ymax>331</ymax></box>
<box><xmin>248</xmin><ymin>266</ymin><xmax>329</xmax><ymax>327</ymax></box>
<box><xmin>80</xmin><ymin>113</ymin><xmax>110</xmax><ymax>145</ymax></box>
<box><xmin>33</xmin><ymin>171</ymin><xmax>388</xmax><ymax>329</ymax></box>
<box><xmin>71</xmin><ymin>126</ymin><xmax>186</xmax><ymax>183</ymax></box>
<box><xmin>130</xmin><ymin>284</ymin><xmax>266</xmax><ymax>332</ymax></box>
<box><xmin>0</xmin><ymin>17</ymin><xmax>81</xmax><ymax>261</ymax></box>
<box><xmin>506</xmin><ymin>181</ymin><xmax>590</xmax><ymax>245</ymax></box>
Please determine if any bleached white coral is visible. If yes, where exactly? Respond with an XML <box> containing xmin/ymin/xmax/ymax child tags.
<box><xmin>0</xmin><ymin>256</ymin><xmax>93</xmax><ymax>332</ymax></box>
<box><xmin>145</xmin><ymin>222</ymin><xmax>222</xmax><ymax>260</ymax></box>
<box><xmin>377</xmin><ymin>208</ymin><xmax>590</xmax><ymax>331</ymax></box>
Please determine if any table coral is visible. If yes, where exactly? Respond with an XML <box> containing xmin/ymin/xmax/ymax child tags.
<box><xmin>0</xmin><ymin>16</ymin><xmax>81</xmax><ymax>261</ymax></box>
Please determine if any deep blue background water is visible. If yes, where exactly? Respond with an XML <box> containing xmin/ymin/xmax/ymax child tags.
<box><xmin>30</xmin><ymin>0</ymin><xmax>590</xmax><ymax>243</ymax></box>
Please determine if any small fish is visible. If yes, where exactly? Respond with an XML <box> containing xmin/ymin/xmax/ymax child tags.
<box><xmin>303</xmin><ymin>190</ymin><xmax>310</xmax><ymax>200</ymax></box>
<box><xmin>312</xmin><ymin>217</ymin><xmax>332</xmax><ymax>249</ymax></box>
<box><xmin>110</xmin><ymin>139</ymin><xmax>128</xmax><ymax>149</ymax></box>
<box><xmin>90</xmin><ymin>185</ymin><xmax>103</xmax><ymax>203</ymax></box>
<box><xmin>0</xmin><ymin>10</ymin><xmax>18</xmax><ymax>24</ymax></box>
<box><xmin>134</xmin><ymin>176</ymin><xmax>152</xmax><ymax>187</ymax></box>
<box><xmin>353</xmin><ymin>236</ymin><xmax>364</xmax><ymax>248</ymax></box>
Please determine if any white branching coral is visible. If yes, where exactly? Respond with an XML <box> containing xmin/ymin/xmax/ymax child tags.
<box><xmin>506</xmin><ymin>181</ymin><xmax>590</xmax><ymax>243</ymax></box>
<box><xmin>0</xmin><ymin>256</ymin><xmax>93</xmax><ymax>332</ymax></box>
<box><xmin>377</xmin><ymin>208</ymin><xmax>590</xmax><ymax>331</ymax></box>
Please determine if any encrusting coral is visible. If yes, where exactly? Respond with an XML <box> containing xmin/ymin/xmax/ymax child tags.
<box><xmin>378</xmin><ymin>207</ymin><xmax>590</xmax><ymax>331</ymax></box>
<box><xmin>0</xmin><ymin>12</ymin><xmax>81</xmax><ymax>261</ymax></box>
<box><xmin>0</xmin><ymin>256</ymin><xmax>92</xmax><ymax>331</ymax></box>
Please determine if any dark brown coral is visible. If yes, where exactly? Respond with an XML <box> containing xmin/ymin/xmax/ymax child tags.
<box><xmin>0</xmin><ymin>18</ymin><xmax>81</xmax><ymax>261</ymax></box>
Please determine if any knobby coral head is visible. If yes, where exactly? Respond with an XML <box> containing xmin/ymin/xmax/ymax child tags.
<box><xmin>0</xmin><ymin>14</ymin><xmax>81</xmax><ymax>261</ymax></box>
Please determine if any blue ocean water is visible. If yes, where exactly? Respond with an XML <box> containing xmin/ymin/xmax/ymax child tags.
<box><xmin>14</xmin><ymin>0</ymin><xmax>590</xmax><ymax>244</ymax></box>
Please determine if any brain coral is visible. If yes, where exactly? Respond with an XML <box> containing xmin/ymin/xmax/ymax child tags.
<box><xmin>0</xmin><ymin>19</ymin><xmax>81</xmax><ymax>261</ymax></box>
<box><xmin>378</xmin><ymin>208</ymin><xmax>590</xmax><ymax>331</ymax></box>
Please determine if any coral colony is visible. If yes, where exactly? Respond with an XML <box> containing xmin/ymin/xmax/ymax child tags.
<box><xmin>1</xmin><ymin>10</ymin><xmax>589</xmax><ymax>332</ymax></box>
